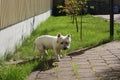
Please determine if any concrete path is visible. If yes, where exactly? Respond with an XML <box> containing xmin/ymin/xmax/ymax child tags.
<box><xmin>28</xmin><ymin>41</ymin><xmax>120</xmax><ymax>80</ymax></box>
<box><xmin>94</xmin><ymin>14</ymin><xmax>120</xmax><ymax>23</ymax></box>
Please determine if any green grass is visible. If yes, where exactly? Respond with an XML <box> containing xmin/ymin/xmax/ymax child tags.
<box><xmin>0</xmin><ymin>61</ymin><xmax>39</xmax><ymax>80</ymax></box>
<box><xmin>0</xmin><ymin>15</ymin><xmax>120</xmax><ymax>80</ymax></box>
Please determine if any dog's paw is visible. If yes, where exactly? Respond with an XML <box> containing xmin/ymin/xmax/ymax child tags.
<box><xmin>52</xmin><ymin>62</ymin><xmax>58</xmax><ymax>67</ymax></box>
<box><xmin>55</xmin><ymin>57</ymin><xmax>61</xmax><ymax>62</ymax></box>
<box><xmin>60</xmin><ymin>54</ymin><xmax>63</xmax><ymax>58</ymax></box>
<box><xmin>55</xmin><ymin>59</ymin><xmax>60</xmax><ymax>62</ymax></box>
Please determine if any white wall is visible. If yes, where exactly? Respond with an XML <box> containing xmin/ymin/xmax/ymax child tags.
<box><xmin>0</xmin><ymin>10</ymin><xmax>51</xmax><ymax>57</ymax></box>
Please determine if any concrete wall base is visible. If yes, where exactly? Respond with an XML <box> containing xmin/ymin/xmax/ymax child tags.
<box><xmin>0</xmin><ymin>10</ymin><xmax>51</xmax><ymax>58</ymax></box>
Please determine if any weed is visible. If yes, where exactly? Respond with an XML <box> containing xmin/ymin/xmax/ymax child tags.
<box><xmin>72</xmin><ymin>62</ymin><xmax>79</xmax><ymax>80</ymax></box>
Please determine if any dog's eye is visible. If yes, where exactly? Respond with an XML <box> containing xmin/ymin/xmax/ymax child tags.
<box><xmin>65</xmin><ymin>42</ymin><xmax>68</xmax><ymax>45</ymax></box>
<box><xmin>61</xmin><ymin>42</ymin><xmax>63</xmax><ymax>44</ymax></box>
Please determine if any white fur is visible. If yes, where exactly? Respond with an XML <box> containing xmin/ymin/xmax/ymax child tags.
<box><xmin>34</xmin><ymin>34</ymin><xmax>71</xmax><ymax>61</ymax></box>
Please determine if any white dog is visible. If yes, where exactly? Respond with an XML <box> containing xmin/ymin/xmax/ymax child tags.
<box><xmin>33</xmin><ymin>33</ymin><xmax>71</xmax><ymax>61</ymax></box>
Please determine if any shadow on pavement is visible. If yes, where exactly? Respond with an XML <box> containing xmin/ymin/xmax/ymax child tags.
<box><xmin>98</xmin><ymin>67</ymin><xmax>120</xmax><ymax>80</ymax></box>
<box><xmin>33</xmin><ymin>59</ymin><xmax>55</xmax><ymax>71</ymax></box>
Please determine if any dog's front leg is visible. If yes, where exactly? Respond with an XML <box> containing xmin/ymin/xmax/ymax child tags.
<box><xmin>54</xmin><ymin>48</ymin><xmax>61</xmax><ymax>61</ymax></box>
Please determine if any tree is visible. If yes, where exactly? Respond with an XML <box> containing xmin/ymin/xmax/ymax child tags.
<box><xmin>58</xmin><ymin>0</ymin><xmax>87</xmax><ymax>39</ymax></box>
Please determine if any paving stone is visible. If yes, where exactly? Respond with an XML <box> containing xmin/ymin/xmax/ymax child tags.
<box><xmin>72</xmin><ymin>58</ymin><xmax>88</xmax><ymax>62</ymax></box>
<box><xmin>37</xmin><ymin>72</ymin><xmax>57</xmax><ymax>79</ymax></box>
<box><xmin>97</xmin><ymin>71</ymin><xmax>117</xmax><ymax>78</ymax></box>
<box><xmin>112</xmin><ymin>67</ymin><xmax>120</xmax><ymax>71</ymax></box>
<box><xmin>103</xmin><ymin>57</ymin><xmax>119</xmax><ymax>61</ymax></box>
<box><xmin>59</xmin><ymin>67</ymin><xmax>73</xmax><ymax>71</ymax></box>
<box><xmin>106</xmin><ymin>60</ymin><xmax>120</xmax><ymax>64</ymax></box>
<box><xmin>58</xmin><ymin>70</ymin><xmax>74</xmax><ymax>76</ymax></box>
<box><xmin>114</xmin><ymin>54</ymin><xmax>120</xmax><ymax>59</ymax></box>
<box><xmin>78</xmin><ymin>69</ymin><xmax>94</xmax><ymax>73</ymax></box>
<box><xmin>98</xmin><ymin>51</ymin><xmax>112</xmax><ymax>56</ymax></box>
<box><xmin>58</xmin><ymin>63</ymin><xmax>72</xmax><ymax>67</ymax></box>
<box><xmin>79</xmin><ymin>77</ymin><xmax>98</xmax><ymax>80</ymax></box>
<box><xmin>99</xmin><ymin>77</ymin><xmax>120</xmax><ymax>80</ymax></box>
<box><xmin>79</xmin><ymin>64</ymin><xmax>91</xmax><ymax>69</ymax></box>
<box><xmin>102</xmin><ymin>55</ymin><xmax>116</xmax><ymax>58</ymax></box>
<box><xmin>60</xmin><ymin>57</ymin><xmax>71</xmax><ymax>61</ymax></box>
<box><xmin>108</xmin><ymin>64</ymin><xmax>120</xmax><ymax>68</ymax></box>
<box><xmin>79</xmin><ymin>72</ymin><xmax>96</xmax><ymax>78</ymax></box>
<box><xmin>94</xmin><ymin>68</ymin><xmax>112</xmax><ymax>73</ymax></box>
<box><xmin>93</xmin><ymin>65</ymin><xmax>110</xmax><ymax>70</ymax></box>
<box><xmin>109</xmin><ymin>49</ymin><xmax>120</xmax><ymax>54</ymax></box>
<box><xmin>72</xmin><ymin>55</ymin><xmax>86</xmax><ymax>59</ymax></box>
<box><xmin>58</xmin><ymin>76</ymin><xmax>76</xmax><ymax>80</ymax></box>
<box><xmin>90</xmin><ymin>62</ymin><xmax>107</xmax><ymax>66</ymax></box>
<box><xmin>77</xmin><ymin>61</ymin><xmax>90</xmax><ymax>65</ymax></box>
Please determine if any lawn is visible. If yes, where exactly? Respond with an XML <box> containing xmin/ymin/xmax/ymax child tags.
<box><xmin>0</xmin><ymin>15</ymin><xmax>120</xmax><ymax>80</ymax></box>
<box><xmin>15</xmin><ymin>15</ymin><xmax>120</xmax><ymax>59</ymax></box>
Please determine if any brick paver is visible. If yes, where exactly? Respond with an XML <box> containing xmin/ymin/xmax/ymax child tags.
<box><xmin>28</xmin><ymin>41</ymin><xmax>120</xmax><ymax>80</ymax></box>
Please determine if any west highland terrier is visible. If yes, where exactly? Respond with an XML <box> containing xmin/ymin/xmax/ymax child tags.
<box><xmin>33</xmin><ymin>33</ymin><xmax>71</xmax><ymax>61</ymax></box>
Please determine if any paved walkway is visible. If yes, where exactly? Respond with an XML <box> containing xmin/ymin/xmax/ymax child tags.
<box><xmin>28</xmin><ymin>41</ymin><xmax>120</xmax><ymax>80</ymax></box>
<box><xmin>94</xmin><ymin>14</ymin><xmax>120</xmax><ymax>23</ymax></box>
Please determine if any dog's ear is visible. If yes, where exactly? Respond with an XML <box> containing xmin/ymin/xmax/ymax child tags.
<box><xmin>57</xmin><ymin>33</ymin><xmax>61</xmax><ymax>43</ymax></box>
<box><xmin>66</xmin><ymin>34</ymin><xmax>71</xmax><ymax>42</ymax></box>
<box><xmin>67</xmin><ymin>34</ymin><xmax>71</xmax><ymax>37</ymax></box>
<box><xmin>57</xmin><ymin>33</ymin><xmax>61</xmax><ymax>38</ymax></box>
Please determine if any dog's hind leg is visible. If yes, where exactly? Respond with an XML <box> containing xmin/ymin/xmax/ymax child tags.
<box><xmin>38</xmin><ymin>50</ymin><xmax>44</xmax><ymax>60</ymax></box>
<box><xmin>35</xmin><ymin>44</ymin><xmax>45</xmax><ymax>60</ymax></box>
<box><xmin>33</xmin><ymin>43</ymin><xmax>36</xmax><ymax>52</ymax></box>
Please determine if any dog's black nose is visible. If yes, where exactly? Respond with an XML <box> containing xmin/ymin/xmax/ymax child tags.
<box><xmin>63</xmin><ymin>47</ymin><xmax>68</xmax><ymax>50</ymax></box>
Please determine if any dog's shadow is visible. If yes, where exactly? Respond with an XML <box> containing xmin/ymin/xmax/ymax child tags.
<box><xmin>67</xmin><ymin>40</ymin><xmax>111</xmax><ymax>57</ymax></box>
<box><xmin>35</xmin><ymin>59</ymin><xmax>55</xmax><ymax>71</ymax></box>
<box><xmin>12</xmin><ymin>57</ymin><xmax>55</xmax><ymax>71</ymax></box>
<box><xmin>67</xmin><ymin>47</ymin><xmax>93</xmax><ymax>57</ymax></box>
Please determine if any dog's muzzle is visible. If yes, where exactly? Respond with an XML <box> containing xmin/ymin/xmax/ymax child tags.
<box><xmin>63</xmin><ymin>47</ymin><xmax>68</xmax><ymax>50</ymax></box>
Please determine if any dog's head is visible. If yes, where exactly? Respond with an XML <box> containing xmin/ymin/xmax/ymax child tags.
<box><xmin>57</xmin><ymin>33</ymin><xmax>71</xmax><ymax>50</ymax></box>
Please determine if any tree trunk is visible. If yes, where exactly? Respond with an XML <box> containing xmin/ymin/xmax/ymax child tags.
<box><xmin>72</xmin><ymin>14</ymin><xmax>75</xmax><ymax>23</ymax></box>
<box><xmin>75</xmin><ymin>15</ymin><xmax>78</xmax><ymax>32</ymax></box>
<box><xmin>80</xmin><ymin>14</ymin><xmax>82</xmax><ymax>40</ymax></box>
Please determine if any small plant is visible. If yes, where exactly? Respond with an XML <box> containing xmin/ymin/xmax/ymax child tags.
<box><xmin>116</xmin><ymin>28</ymin><xmax>120</xmax><ymax>34</ymax></box>
<box><xmin>72</xmin><ymin>62</ymin><xmax>79</xmax><ymax>80</ymax></box>
<box><xmin>4</xmin><ymin>53</ymin><xmax>14</xmax><ymax>61</ymax></box>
